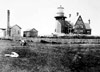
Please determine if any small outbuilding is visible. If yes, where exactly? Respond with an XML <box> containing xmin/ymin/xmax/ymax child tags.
<box><xmin>10</xmin><ymin>24</ymin><xmax>21</xmax><ymax>38</ymax></box>
<box><xmin>0</xmin><ymin>28</ymin><xmax>6</xmax><ymax>38</ymax></box>
<box><xmin>23</xmin><ymin>28</ymin><xmax>38</xmax><ymax>37</ymax></box>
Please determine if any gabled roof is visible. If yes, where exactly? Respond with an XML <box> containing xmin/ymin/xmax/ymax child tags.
<box><xmin>58</xmin><ymin>20</ymin><xmax>72</xmax><ymax>27</ymax></box>
<box><xmin>75</xmin><ymin>15</ymin><xmax>84</xmax><ymax>25</ymax></box>
<box><xmin>84</xmin><ymin>23</ymin><xmax>91</xmax><ymax>29</ymax></box>
<box><xmin>74</xmin><ymin>15</ymin><xmax>87</xmax><ymax>29</ymax></box>
<box><xmin>11</xmin><ymin>24</ymin><xmax>21</xmax><ymax>29</ymax></box>
<box><xmin>31</xmin><ymin>28</ymin><xmax>38</xmax><ymax>32</ymax></box>
<box><xmin>74</xmin><ymin>15</ymin><xmax>91</xmax><ymax>29</ymax></box>
<box><xmin>25</xmin><ymin>28</ymin><xmax>38</xmax><ymax>32</ymax></box>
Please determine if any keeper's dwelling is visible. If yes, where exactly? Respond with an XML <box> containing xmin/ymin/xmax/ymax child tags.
<box><xmin>74</xmin><ymin>15</ymin><xmax>91</xmax><ymax>34</ymax></box>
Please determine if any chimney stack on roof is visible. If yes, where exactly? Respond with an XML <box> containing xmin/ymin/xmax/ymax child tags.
<box><xmin>88</xmin><ymin>19</ymin><xmax>90</xmax><ymax>24</ymax></box>
<box><xmin>69</xmin><ymin>14</ymin><xmax>71</xmax><ymax>18</ymax></box>
<box><xmin>76</xmin><ymin>12</ymin><xmax>79</xmax><ymax>16</ymax></box>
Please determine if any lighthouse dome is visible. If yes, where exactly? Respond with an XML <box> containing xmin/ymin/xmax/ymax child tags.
<box><xmin>57</xmin><ymin>5</ymin><xmax>64</xmax><ymax>16</ymax></box>
<box><xmin>56</xmin><ymin>5</ymin><xmax>64</xmax><ymax>16</ymax></box>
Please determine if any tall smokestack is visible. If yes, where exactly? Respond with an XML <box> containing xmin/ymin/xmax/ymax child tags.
<box><xmin>7</xmin><ymin>10</ymin><xmax>10</xmax><ymax>29</ymax></box>
<box><xmin>7</xmin><ymin>10</ymin><xmax>10</xmax><ymax>37</ymax></box>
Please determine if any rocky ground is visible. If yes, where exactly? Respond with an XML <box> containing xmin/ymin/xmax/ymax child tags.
<box><xmin>0</xmin><ymin>40</ymin><xmax>100</xmax><ymax>72</ymax></box>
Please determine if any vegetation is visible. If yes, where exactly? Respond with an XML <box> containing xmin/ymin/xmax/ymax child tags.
<box><xmin>0</xmin><ymin>41</ymin><xmax>100</xmax><ymax>72</ymax></box>
<box><xmin>40</xmin><ymin>35</ymin><xmax>100</xmax><ymax>39</ymax></box>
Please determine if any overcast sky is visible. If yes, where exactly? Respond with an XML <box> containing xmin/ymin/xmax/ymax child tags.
<box><xmin>0</xmin><ymin>0</ymin><xmax>100</xmax><ymax>36</ymax></box>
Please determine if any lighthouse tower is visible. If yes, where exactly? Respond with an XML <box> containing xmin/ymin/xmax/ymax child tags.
<box><xmin>54</xmin><ymin>5</ymin><xmax>66</xmax><ymax>34</ymax></box>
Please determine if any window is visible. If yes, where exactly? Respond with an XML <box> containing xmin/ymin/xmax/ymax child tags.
<box><xmin>80</xmin><ymin>30</ymin><xmax>83</xmax><ymax>32</ymax></box>
<box><xmin>18</xmin><ymin>31</ymin><xmax>20</xmax><ymax>34</ymax></box>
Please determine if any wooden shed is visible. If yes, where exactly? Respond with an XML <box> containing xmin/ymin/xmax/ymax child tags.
<box><xmin>23</xmin><ymin>28</ymin><xmax>38</xmax><ymax>37</ymax></box>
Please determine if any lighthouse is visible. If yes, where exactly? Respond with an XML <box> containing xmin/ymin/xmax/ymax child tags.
<box><xmin>54</xmin><ymin>5</ymin><xmax>67</xmax><ymax>34</ymax></box>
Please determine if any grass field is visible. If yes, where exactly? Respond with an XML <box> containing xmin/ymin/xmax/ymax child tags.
<box><xmin>0</xmin><ymin>39</ymin><xmax>100</xmax><ymax>72</ymax></box>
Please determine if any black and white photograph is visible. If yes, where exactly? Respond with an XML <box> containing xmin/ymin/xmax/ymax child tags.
<box><xmin>0</xmin><ymin>0</ymin><xmax>100</xmax><ymax>72</ymax></box>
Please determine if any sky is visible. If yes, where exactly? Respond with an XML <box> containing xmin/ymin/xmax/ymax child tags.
<box><xmin>0</xmin><ymin>0</ymin><xmax>100</xmax><ymax>36</ymax></box>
